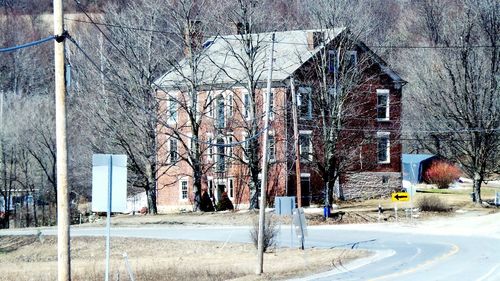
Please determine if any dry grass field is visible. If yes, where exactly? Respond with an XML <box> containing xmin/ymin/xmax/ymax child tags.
<box><xmin>0</xmin><ymin>236</ymin><xmax>369</xmax><ymax>281</ymax></box>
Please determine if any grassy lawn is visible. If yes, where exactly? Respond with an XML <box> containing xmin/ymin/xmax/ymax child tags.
<box><xmin>0</xmin><ymin>236</ymin><xmax>369</xmax><ymax>281</ymax></box>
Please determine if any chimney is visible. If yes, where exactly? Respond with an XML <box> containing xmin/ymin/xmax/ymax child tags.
<box><xmin>230</xmin><ymin>22</ymin><xmax>250</xmax><ymax>35</ymax></box>
<box><xmin>307</xmin><ymin>31</ymin><xmax>324</xmax><ymax>50</ymax></box>
<box><xmin>184</xmin><ymin>20</ymin><xmax>203</xmax><ymax>57</ymax></box>
<box><xmin>237</xmin><ymin>22</ymin><xmax>250</xmax><ymax>35</ymax></box>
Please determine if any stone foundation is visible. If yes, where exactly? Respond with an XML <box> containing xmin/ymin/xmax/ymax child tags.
<box><xmin>342</xmin><ymin>172</ymin><xmax>401</xmax><ymax>200</ymax></box>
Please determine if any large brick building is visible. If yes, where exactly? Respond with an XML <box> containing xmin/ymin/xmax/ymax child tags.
<box><xmin>154</xmin><ymin>28</ymin><xmax>404</xmax><ymax>212</ymax></box>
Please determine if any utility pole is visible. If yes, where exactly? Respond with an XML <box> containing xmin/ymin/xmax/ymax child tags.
<box><xmin>290</xmin><ymin>78</ymin><xmax>302</xmax><ymax>208</ymax></box>
<box><xmin>54</xmin><ymin>0</ymin><xmax>71</xmax><ymax>280</ymax></box>
<box><xmin>256</xmin><ymin>33</ymin><xmax>275</xmax><ymax>275</ymax></box>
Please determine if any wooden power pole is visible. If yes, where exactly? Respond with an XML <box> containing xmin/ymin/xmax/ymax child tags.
<box><xmin>54</xmin><ymin>0</ymin><xmax>71</xmax><ymax>280</ymax></box>
<box><xmin>290</xmin><ymin>78</ymin><xmax>302</xmax><ymax>208</ymax></box>
<box><xmin>256</xmin><ymin>33</ymin><xmax>275</xmax><ymax>275</ymax></box>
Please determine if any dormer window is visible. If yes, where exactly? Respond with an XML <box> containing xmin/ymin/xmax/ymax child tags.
<box><xmin>328</xmin><ymin>49</ymin><xmax>338</xmax><ymax>73</ymax></box>
<box><xmin>347</xmin><ymin>51</ymin><xmax>357</xmax><ymax>70</ymax></box>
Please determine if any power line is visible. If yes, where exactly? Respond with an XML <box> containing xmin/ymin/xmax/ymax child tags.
<box><xmin>64</xmin><ymin>17</ymin><xmax>172</xmax><ymax>35</ymax></box>
<box><xmin>69</xmin><ymin>33</ymin><xmax>500</xmax><ymax>138</ymax></box>
<box><xmin>0</xmin><ymin>35</ymin><xmax>55</xmax><ymax>53</ymax></box>
<box><xmin>67</xmin><ymin>35</ymin><xmax>270</xmax><ymax>148</ymax></box>
<box><xmin>65</xmin><ymin>17</ymin><xmax>497</xmax><ymax>50</ymax></box>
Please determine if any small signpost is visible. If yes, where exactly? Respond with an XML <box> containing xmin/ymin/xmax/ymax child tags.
<box><xmin>274</xmin><ymin>196</ymin><xmax>295</xmax><ymax>248</ymax></box>
<box><xmin>92</xmin><ymin>154</ymin><xmax>127</xmax><ymax>281</ymax></box>
<box><xmin>495</xmin><ymin>192</ymin><xmax>500</xmax><ymax>207</ymax></box>
<box><xmin>292</xmin><ymin>207</ymin><xmax>307</xmax><ymax>250</ymax></box>
<box><xmin>391</xmin><ymin>192</ymin><xmax>410</xmax><ymax>222</ymax></box>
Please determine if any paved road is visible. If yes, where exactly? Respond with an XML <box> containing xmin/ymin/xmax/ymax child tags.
<box><xmin>2</xmin><ymin>221</ymin><xmax>500</xmax><ymax>281</ymax></box>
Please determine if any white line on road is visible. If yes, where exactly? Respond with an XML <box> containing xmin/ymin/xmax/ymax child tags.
<box><xmin>476</xmin><ymin>263</ymin><xmax>500</xmax><ymax>281</ymax></box>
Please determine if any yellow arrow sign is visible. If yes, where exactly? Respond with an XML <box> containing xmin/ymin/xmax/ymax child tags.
<box><xmin>392</xmin><ymin>192</ymin><xmax>410</xmax><ymax>202</ymax></box>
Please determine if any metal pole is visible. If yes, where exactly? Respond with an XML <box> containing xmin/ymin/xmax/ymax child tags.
<box><xmin>105</xmin><ymin>155</ymin><xmax>113</xmax><ymax>281</ymax></box>
<box><xmin>256</xmin><ymin>33</ymin><xmax>275</xmax><ymax>275</ymax></box>
<box><xmin>290</xmin><ymin>78</ymin><xmax>302</xmax><ymax>207</ymax></box>
<box><xmin>54</xmin><ymin>0</ymin><xmax>71</xmax><ymax>280</ymax></box>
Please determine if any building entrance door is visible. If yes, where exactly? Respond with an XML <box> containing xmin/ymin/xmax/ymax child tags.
<box><xmin>216</xmin><ymin>184</ymin><xmax>225</xmax><ymax>202</ymax></box>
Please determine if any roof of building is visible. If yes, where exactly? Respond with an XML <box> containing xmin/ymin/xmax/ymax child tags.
<box><xmin>155</xmin><ymin>28</ymin><xmax>404</xmax><ymax>90</ymax></box>
<box><xmin>402</xmin><ymin>154</ymin><xmax>436</xmax><ymax>164</ymax></box>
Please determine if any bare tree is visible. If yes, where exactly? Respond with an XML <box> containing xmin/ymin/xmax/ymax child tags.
<box><xmin>70</xmin><ymin>0</ymin><xmax>178</xmax><ymax>214</ymax></box>
<box><xmin>407</xmin><ymin>0</ymin><xmax>499</xmax><ymax>203</ymax></box>
<box><xmin>295</xmin><ymin>0</ymin><xmax>403</xmax><ymax>204</ymax></box>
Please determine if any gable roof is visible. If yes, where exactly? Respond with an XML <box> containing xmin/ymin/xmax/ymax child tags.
<box><xmin>155</xmin><ymin>28</ymin><xmax>404</xmax><ymax>90</ymax></box>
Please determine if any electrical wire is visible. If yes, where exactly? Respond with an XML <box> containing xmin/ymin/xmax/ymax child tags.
<box><xmin>67</xmin><ymin>36</ymin><xmax>271</xmax><ymax>148</ymax></box>
<box><xmin>0</xmin><ymin>35</ymin><xmax>55</xmax><ymax>53</ymax></box>
<box><xmin>64</xmin><ymin>17</ymin><xmax>497</xmax><ymax>49</ymax></box>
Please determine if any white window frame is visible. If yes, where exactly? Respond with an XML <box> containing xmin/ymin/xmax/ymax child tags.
<box><xmin>226</xmin><ymin>135</ymin><xmax>233</xmax><ymax>161</ymax></box>
<box><xmin>226</xmin><ymin>92</ymin><xmax>234</xmax><ymax>118</ymax></box>
<box><xmin>179</xmin><ymin>178</ymin><xmax>189</xmax><ymax>201</ymax></box>
<box><xmin>215</xmin><ymin>137</ymin><xmax>225</xmax><ymax>172</ymax></box>
<box><xmin>377</xmin><ymin>131</ymin><xmax>391</xmax><ymax>164</ymax></box>
<box><xmin>299</xmin><ymin>130</ymin><xmax>313</xmax><ymax>162</ymax></box>
<box><xmin>262</xmin><ymin>89</ymin><xmax>274</xmax><ymax>120</ymax></box>
<box><xmin>227</xmin><ymin>178</ymin><xmax>234</xmax><ymax>199</ymax></box>
<box><xmin>328</xmin><ymin>49</ymin><xmax>338</xmax><ymax>73</ymax></box>
<box><xmin>206</xmin><ymin>133</ymin><xmax>214</xmax><ymax>161</ymax></box>
<box><xmin>376</xmin><ymin>89</ymin><xmax>390</xmax><ymax>121</ymax></box>
<box><xmin>243</xmin><ymin>90</ymin><xmax>250</xmax><ymax>120</ymax></box>
<box><xmin>347</xmin><ymin>50</ymin><xmax>358</xmax><ymax>70</ymax></box>
<box><xmin>167</xmin><ymin>97</ymin><xmax>178</xmax><ymax>124</ymax></box>
<box><xmin>207</xmin><ymin>91</ymin><xmax>216</xmax><ymax>117</ymax></box>
<box><xmin>298</xmin><ymin>86</ymin><xmax>312</xmax><ymax>120</ymax></box>
<box><xmin>169</xmin><ymin>138</ymin><xmax>178</xmax><ymax>164</ymax></box>
<box><xmin>268</xmin><ymin>133</ymin><xmax>276</xmax><ymax>162</ymax></box>
<box><xmin>215</xmin><ymin>95</ymin><xmax>225</xmax><ymax>128</ymax></box>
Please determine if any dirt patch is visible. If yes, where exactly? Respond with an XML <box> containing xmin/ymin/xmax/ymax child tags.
<box><xmin>0</xmin><ymin>236</ymin><xmax>369</xmax><ymax>281</ymax></box>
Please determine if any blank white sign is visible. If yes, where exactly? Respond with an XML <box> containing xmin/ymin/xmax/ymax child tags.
<box><xmin>92</xmin><ymin>154</ymin><xmax>127</xmax><ymax>212</ymax></box>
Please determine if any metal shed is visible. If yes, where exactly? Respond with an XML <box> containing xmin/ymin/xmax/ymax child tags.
<box><xmin>402</xmin><ymin>154</ymin><xmax>438</xmax><ymax>184</ymax></box>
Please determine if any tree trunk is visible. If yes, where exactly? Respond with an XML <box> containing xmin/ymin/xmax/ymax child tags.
<box><xmin>25</xmin><ymin>195</ymin><xmax>30</xmax><ymax>227</ymax></box>
<box><xmin>32</xmin><ymin>195</ymin><xmax>38</xmax><ymax>227</ymax></box>
<box><xmin>1</xmin><ymin>212</ymin><xmax>9</xmax><ymax>229</ymax></box>
<box><xmin>472</xmin><ymin>172</ymin><xmax>482</xmax><ymax>204</ymax></box>
<box><xmin>146</xmin><ymin>187</ymin><xmax>158</xmax><ymax>214</ymax></box>
<box><xmin>249</xmin><ymin>180</ymin><xmax>259</xmax><ymax>209</ymax></box>
<box><xmin>193</xmin><ymin>161</ymin><xmax>202</xmax><ymax>212</ymax></box>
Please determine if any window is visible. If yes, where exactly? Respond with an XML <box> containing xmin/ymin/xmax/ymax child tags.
<box><xmin>227</xmin><ymin>94</ymin><xmax>233</xmax><ymax>118</ymax></box>
<box><xmin>243</xmin><ymin>91</ymin><xmax>250</xmax><ymax>119</ymax></box>
<box><xmin>180</xmin><ymin>179</ymin><xmax>188</xmax><ymax>200</ymax></box>
<box><xmin>382</xmin><ymin>175</ymin><xmax>389</xmax><ymax>184</ymax></box>
<box><xmin>216</xmin><ymin>95</ymin><xmax>225</xmax><ymax>128</ymax></box>
<box><xmin>346</xmin><ymin>50</ymin><xmax>357</xmax><ymax>70</ymax></box>
<box><xmin>298</xmin><ymin>86</ymin><xmax>312</xmax><ymax>119</ymax></box>
<box><xmin>208</xmin><ymin>137</ymin><xmax>213</xmax><ymax>160</ymax></box>
<box><xmin>227</xmin><ymin>136</ymin><xmax>233</xmax><ymax>159</ymax></box>
<box><xmin>328</xmin><ymin>49</ymin><xmax>338</xmax><ymax>73</ymax></box>
<box><xmin>268</xmin><ymin>134</ymin><xmax>276</xmax><ymax>162</ymax></box>
<box><xmin>377</xmin><ymin>132</ymin><xmax>390</xmax><ymax>163</ymax></box>
<box><xmin>263</xmin><ymin>90</ymin><xmax>274</xmax><ymax>119</ymax></box>
<box><xmin>207</xmin><ymin>92</ymin><xmax>214</xmax><ymax>117</ymax></box>
<box><xmin>228</xmin><ymin>178</ymin><xmax>234</xmax><ymax>198</ymax></box>
<box><xmin>169</xmin><ymin>139</ymin><xmax>178</xmax><ymax>163</ymax></box>
<box><xmin>168</xmin><ymin>97</ymin><xmax>177</xmax><ymax>123</ymax></box>
<box><xmin>216</xmin><ymin>138</ymin><xmax>225</xmax><ymax>171</ymax></box>
<box><xmin>299</xmin><ymin>131</ymin><xmax>312</xmax><ymax>162</ymax></box>
<box><xmin>376</xmin><ymin>89</ymin><xmax>390</xmax><ymax>120</ymax></box>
